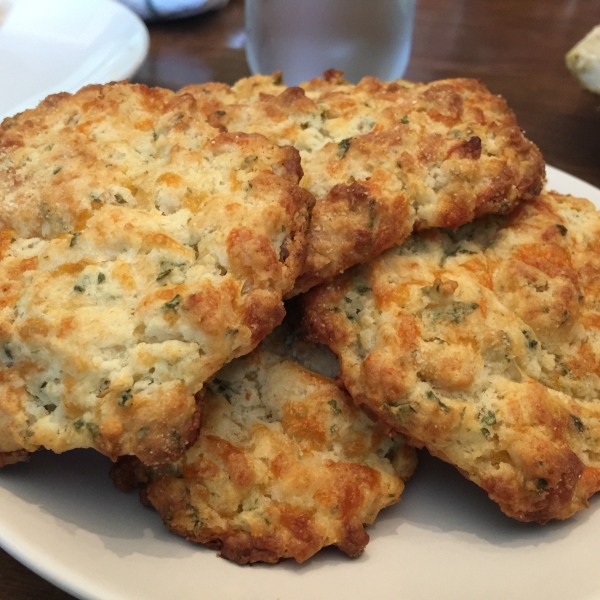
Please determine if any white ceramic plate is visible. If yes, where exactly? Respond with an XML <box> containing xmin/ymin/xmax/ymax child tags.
<box><xmin>0</xmin><ymin>0</ymin><xmax>149</xmax><ymax>121</ymax></box>
<box><xmin>0</xmin><ymin>165</ymin><xmax>599</xmax><ymax>600</ymax></box>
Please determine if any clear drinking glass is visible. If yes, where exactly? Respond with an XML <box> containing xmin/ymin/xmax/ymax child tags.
<box><xmin>245</xmin><ymin>0</ymin><xmax>417</xmax><ymax>86</ymax></box>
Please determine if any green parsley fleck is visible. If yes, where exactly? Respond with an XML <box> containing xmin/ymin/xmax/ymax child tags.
<box><xmin>3</xmin><ymin>343</ymin><xmax>13</xmax><ymax>364</ymax></box>
<box><xmin>328</xmin><ymin>399</ymin><xmax>341</xmax><ymax>415</ymax></box>
<box><xmin>401</xmin><ymin>115</ymin><xmax>409</xmax><ymax>125</ymax></box>
<box><xmin>86</xmin><ymin>422</ymin><xmax>100</xmax><ymax>436</ymax></box>
<box><xmin>118</xmin><ymin>390</ymin><xmax>133</xmax><ymax>407</ymax></box>
<box><xmin>522</xmin><ymin>330</ymin><xmax>538</xmax><ymax>349</ymax></box>
<box><xmin>163</xmin><ymin>294</ymin><xmax>182</xmax><ymax>311</ymax></box>
<box><xmin>97</xmin><ymin>273</ymin><xmax>106</xmax><ymax>284</ymax></box>
<box><xmin>426</xmin><ymin>390</ymin><xmax>450</xmax><ymax>413</ymax></box>
<box><xmin>213</xmin><ymin>378</ymin><xmax>234</xmax><ymax>402</ymax></box>
<box><xmin>171</xmin><ymin>430</ymin><xmax>182</xmax><ymax>450</ymax></box>
<box><xmin>337</xmin><ymin>138</ymin><xmax>352</xmax><ymax>158</ymax></box>
<box><xmin>555</xmin><ymin>224</ymin><xmax>568</xmax><ymax>236</ymax></box>
<box><xmin>429</xmin><ymin>301</ymin><xmax>479</xmax><ymax>324</ymax></box>
<box><xmin>53</xmin><ymin>166</ymin><xmax>62</xmax><ymax>175</ymax></box>
<box><xmin>186</xmin><ymin>502</ymin><xmax>203</xmax><ymax>529</ymax></box>
<box><xmin>137</xmin><ymin>426</ymin><xmax>150</xmax><ymax>441</ymax></box>
<box><xmin>367</xmin><ymin>199</ymin><xmax>376</xmax><ymax>230</ymax></box>
<box><xmin>481</xmin><ymin>410</ymin><xmax>496</xmax><ymax>426</ymax></box>
<box><xmin>69</xmin><ymin>232</ymin><xmax>81</xmax><ymax>247</ymax></box>
<box><xmin>571</xmin><ymin>414</ymin><xmax>584</xmax><ymax>432</ymax></box>
<box><xmin>156</xmin><ymin>269</ymin><xmax>172</xmax><ymax>281</ymax></box>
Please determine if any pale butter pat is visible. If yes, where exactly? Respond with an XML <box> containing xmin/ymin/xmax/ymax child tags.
<box><xmin>566</xmin><ymin>25</ymin><xmax>600</xmax><ymax>94</ymax></box>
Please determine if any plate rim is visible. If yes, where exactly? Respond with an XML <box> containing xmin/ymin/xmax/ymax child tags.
<box><xmin>0</xmin><ymin>0</ymin><xmax>149</xmax><ymax>121</ymax></box>
<box><xmin>0</xmin><ymin>164</ymin><xmax>598</xmax><ymax>600</ymax></box>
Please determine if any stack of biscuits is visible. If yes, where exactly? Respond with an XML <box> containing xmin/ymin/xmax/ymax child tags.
<box><xmin>1</xmin><ymin>69</ymin><xmax>598</xmax><ymax>565</ymax></box>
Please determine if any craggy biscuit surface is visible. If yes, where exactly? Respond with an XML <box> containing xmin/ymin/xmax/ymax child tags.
<box><xmin>304</xmin><ymin>191</ymin><xmax>600</xmax><ymax>522</ymax></box>
<box><xmin>111</xmin><ymin>330</ymin><xmax>416</xmax><ymax>564</ymax></box>
<box><xmin>0</xmin><ymin>83</ymin><xmax>312</xmax><ymax>465</ymax></box>
<box><xmin>181</xmin><ymin>71</ymin><xmax>545</xmax><ymax>294</ymax></box>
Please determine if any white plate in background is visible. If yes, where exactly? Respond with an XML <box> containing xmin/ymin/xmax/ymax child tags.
<box><xmin>0</xmin><ymin>0</ymin><xmax>148</xmax><ymax>121</ymax></box>
<box><xmin>0</xmin><ymin>166</ymin><xmax>599</xmax><ymax>600</ymax></box>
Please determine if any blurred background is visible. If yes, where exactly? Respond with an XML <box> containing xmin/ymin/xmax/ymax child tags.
<box><xmin>0</xmin><ymin>0</ymin><xmax>597</xmax><ymax>188</ymax></box>
<box><xmin>131</xmin><ymin>0</ymin><xmax>599</xmax><ymax>187</ymax></box>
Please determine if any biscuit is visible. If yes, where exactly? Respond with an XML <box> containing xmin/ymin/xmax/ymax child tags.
<box><xmin>111</xmin><ymin>328</ymin><xmax>416</xmax><ymax>564</ymax></box>
<box><xmin>0</xmin><ymin>83</ymin><xmax>312</xmax><ymax>465</ymax></box>
<box><xmin>181</xmin><ymin>71</ymin><xmax>545</xmax><ymax>295</ymax></box>
<box><xmin>303</xmin><ymin>191</ymin><xmax>600</xmax><ymax>522</ymax></box>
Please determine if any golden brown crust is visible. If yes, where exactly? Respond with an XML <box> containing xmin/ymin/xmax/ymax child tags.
<box><xmin>181</xmin><ymin>73</ymin><xmax>545</xmax><ymax>295</ymax></box>
<box><xmin>111</xmin><ymin>329</ymin><xmax>416</xmax><ymax>563</ymax></box>
<box><xmin>0</xmin><ymin>82</ymin><xmax>312</xmax><ymax>464</ymax></box>
<box><xmin>0</xmin><ymin>449</ymin><xmax>29</xmax><ymax>467</ymax></box>
<box><xmin>303</xmin><ymin>191</ymin><xmax>600</xmax><ymax>522</ymax></box>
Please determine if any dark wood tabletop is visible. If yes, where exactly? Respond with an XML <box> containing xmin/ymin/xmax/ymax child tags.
<box><xmin>0</xmin><ymin>1</ymin><xmax>598</xmax><ymax>598</ymax></box>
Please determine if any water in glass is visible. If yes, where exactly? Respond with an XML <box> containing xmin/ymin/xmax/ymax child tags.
<box><xmin>245</xmin><ymin>0</ymin><xmax>416</xmax><ymax>85</ymax></box>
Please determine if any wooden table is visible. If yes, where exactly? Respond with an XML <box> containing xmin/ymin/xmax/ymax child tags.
<box><xmin>131</xmin><ymin>0</ymin><xmax>600</xmax><ymax>186</ymax></box>
<box><xmin>0</xmin><ymin>1</ymin><xmax>598</xmax><ymax>598</ymax></box>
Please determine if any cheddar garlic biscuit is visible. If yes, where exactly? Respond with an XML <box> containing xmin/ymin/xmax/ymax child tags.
<box><xmin>181</xmin><ymin>71</ymin><xmax>545</xmax><ymax>294</ymax></box>
<box><xmin>111</xmin><ymin>331</ymin><xmax>416</xmax><ymax>564</ymax></box>
<box><xmin>0</xmin><ymin>83</ymin><xmax>312</xmax><ymax>465</ymax></box>
<box><xmin>303</xmin><ymin>192</ymin><xmax>600</xmax><ymax>522</ymax></box>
